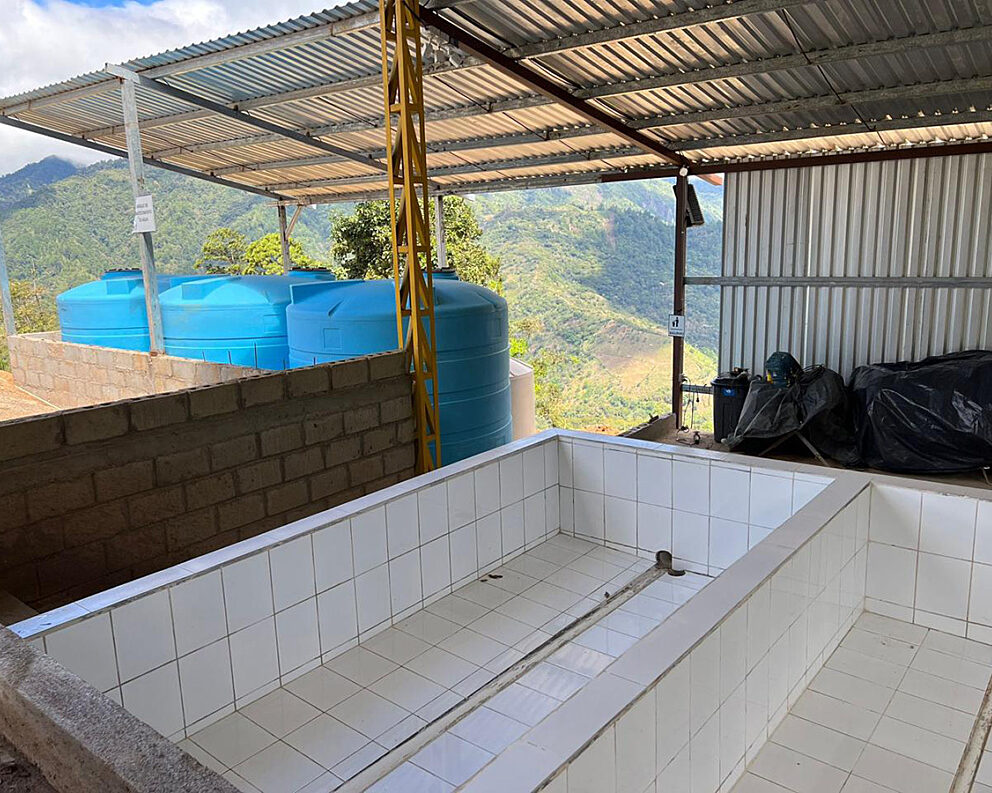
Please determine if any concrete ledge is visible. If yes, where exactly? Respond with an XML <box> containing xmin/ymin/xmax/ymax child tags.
<box><xmin>0</xmin><ymin>627</ymin><xmax>236</xmax><ymax>793</ymax></box>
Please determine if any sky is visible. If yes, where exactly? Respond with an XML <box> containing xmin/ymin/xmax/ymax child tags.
<box><xmin>0</xmin><ymin>0</ymin><xmax>325</xmax><ymax>176</ymax></box>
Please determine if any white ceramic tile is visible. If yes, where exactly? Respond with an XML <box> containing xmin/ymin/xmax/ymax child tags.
<box><xmin>869</xmin><ymin>486</ymin><xmax>921</xmax><ymax>549</ymax></box>
<box><xmin>637</xmin><ymin>453</ymin><xmax>672</xmax><ymax>507</ymax></box>
<box><xmin>673</xmin><ymin>459</ymin><xmax>709</xmax><ymax>515</ymax></box>
<box><xmin>313</xmin><ymin>520</ymin><xmax>354</xmax><ymax>591</ymax></box>
<box><xmin>915</xmin><ymin>553</ymin><xmax>970</xmax><ymax>620</ymax></box>
<box><xmin>546</xmin><ymin>485</ymin><xmax>561</xmax><ymax>533</ymax></box>
<box><xmin>179</xmin><ymin>638</ymin><xmax>234</xmax><ymax>725</ymax></box>
<box><xmin>45</xmin><ymin>613</ymin><xmax>118</xmax><ymax>692</ymax></box>
<box><xmin>390</xmin><ymin>549</ymin><xmax>424</xmax><ymax>613</ymax></box>
<box><xmin>112</xmin><ymin>590</ymin><xmax>176</xmax><ymax>682</ymax></box>
<box><xmin>521</xmin><ymin>494</ymin><xmax>545</xmax><ymax>547</ymax></box>
<box><xmin>192</xmin><ymin>712</ymin><xmax>275</xmax><ymax>768</ymax></box>
<box><xmin>501</xmin><ymin>501</ymin><xmax>525</xmax><ymax>555</ymax></box>
<box><xmin>574</xmin><ymin>490</ymin><xmax>605</xmax><ymax>540</ymax></box>
<box><xmin>636</xmin><ymin>503</ymin><xmax>672</xmax><ymax>554</ymax></box>
<box><xmin>545</xmin><ymin>441</ymin><xmax>560</xmax><ymax>487</ymax></box>
<box><xmin>750</xmin><ymin>741</ymin><xmax>848</xmax><ymax>793</ymax></box>
<box><xmin>352</xmin><ymin>509</ymin><xmax>388</xmax><ymax>575</ymax></box>
<box><xmin>719</xmin><ymin>684</ymin><xmax>746</xmax><ymax>782</ymax></box>
<box><xmin>285</xmin><ymin>666</ymin><xmax>359</xmax><ymax>711</ymax></box>
<box><xmin>269</xmin><ymin>536</ymin><xmax>315</xmax><ymax>612</ymax></box>
<box><xmin>331</xmin><ymin>689</ymin><xmax>407</xmax><ymax>739</ymax></box>
<box><xmin>122</xmin><ymin>661</ymin><xmax>184</xmax><ymax>737</ymax></box>
<box><xmin>317</xmin><ymin>580</ymin><xmax>358</xmax><ymax>652</ymax></box>
<box><xmin>690</xmin><ymin>710</ymin><xmax>720</xmax><ymax>793</ymax></box>
<box><xmin>477</xmin><ymin>513</ymin><xmax>502</xmax><ymax>568</ymax></box>
<box><xmin>475</xmin><ymin>463</ymin><xmax>501</xmax><ymax>518</ymax></box>
<box><xmin>171</xmin><ymin>571</ymin><xmax>227</xmax><ymax>657</ymax></box>
<box><xmin>560</xmin><ymin>487</ymin><xmax>575</xmax><ymax>534</ymax></box>
<box><xmin>558</xmin><ymin>441</ymin><xmax>574</xmax><ymax>489</ymax></box>
<box><xmin>234</xmin><ymin>741</ymin><xmax>324</xmax><ymax>793</ymax></box>
<box><xmin>450</xmin><ymin>523</ymin><xmax>478</xmax><ymax>583</ymax></box>
<box><xmin>451</xmin><ymin>706</ymin><xmax>528</xmax><ymax>754</ymax></box>
<box><xmin>327</xmin><ymin>646</ymin><xmax>399</xmax><ymax>688</ymax></box>
<box><xmin>572</xmin><ymin>442</ymin><xmax>604</xmax><ymax>494</ymax></box>
<box><xmin>422</xmin><ymin>536</ymin><xmax>452</xmax><ymax>598</ymax></box>
<box><xmin>866</xmin><ymin>542</ymin><xmax>917</xmax><ymax>608</ymax></box>
<box><xmin>276</xmin><ymin>599</ymin><xmax>320</xmax><ymax>674</ymax></box>
<box><xmin>241</xmin><ymin>688</ymin><xmax>320</xmax><ymax>738</ymax></box>
<box><xmin>710</xmin><ymin>465</ymin><xmax>750</xmax><ymax>521</ymax></box>
<box><xmin>852</xmin><ymin>744</ymin><xmax>952</xmax><ymax>793</ymax></box>
<box><xmin>616</xmin><ymin>692</ymin><xmax>655</xmax><ymax>793</ymax></box>
<box><xmin>605</xmin><ymin>496</ymin><xmax>637</xmax><ymax>549</ymax></box>
<box><xmin>749</xmin><ymin>473</ymin><xmax>793</xmax><ymax>529</ymax></box>
<box><xmin>690</xmin><ymin>631</ymin><xmax>720</xmax><ymax>734</ymax></box>
<box><xmin>971</xmin><ymin>562</ymin><xmax>992</xmax><ymax>627</ymax></box>
<box><xmin>523</xmin><ymin>446</ymin><xmax>546</xmax><ymax>498</ymax></box>
<box><xmin>223</xmin><ymin>553</ymin><xmax>273</xmax><ymax>633</ymax></box>
<box><xmin>920</xmin><ymin>493</ymin><xmax>977</xmax><ymax>560</ymax></box>
<box><xmin>372</xmin><ymin>666</ymin><xmax>446</xmax><ymax>712</ymax></box>
<box><xmin>229</xmin><ymin>618</ymin><xmax>280</xmax><ymax>699</ymax></box>
<box><xmin>974</xmin><ymin>501</ymin><xmax>992</xmax><ymax>565</ymax></box>
<box><xmin>396</xmin><ymin>610</ymin><xmax>460</xmax><ymax>644</ymax></box>
<box><xmin>356</xmin><ymin>564</ymin><xmax>391</xmax><ymax>632</ymax></box>
<box><xmin>448</xmin><ymin>472</ymin><xmax>477</xmax><ymax>529</ymax></box>
<box><xmin>419</xmin><ymin>484</ymin><xmax>449</xmax><ymax>543</ymax></box>
<box><xmin>366</xmin><ymin>761</ymin><xmax>453</xmax><ymax>793</ymax></box>
<box><xmin>604</xmin><ymin>448</ymin><xmax>636</xmax><ymax>501</ymax></box>
<box><xmin>284</xmin><ymin>712</ymin><xmax>367</xmax><ymax>770</ymax></box>
<box><xmin>407</xmin><ymin>647</ymin><xmax>477</xmax><ymax>688</ymax></box>
<box><xmin>412</xmin><ymin>733</ymin><xmax>493</xmax><ymax>786</ymax></box>
<box><xmin>709</xmin><ymin>518</ymin><xmax>748</xmax><ymax>570</ymax></box>
<box><xmin>384</xmin><ymin>493</ymin><xmax>420</xmax><ymax>561</ymax></box>
<box><xmin>673</xmin><ymin>510</ymin><xmax>709</xmax><ymax>567</ymax></box>
<box><xmin>720</xmin><ymin>607</ymin><xmax>747</xmax><ymax>700</ymax></box>
<box><xmin>499</xmin><ymin>454</ymin><xmax>524</xmax><ymax>507</ymax></box>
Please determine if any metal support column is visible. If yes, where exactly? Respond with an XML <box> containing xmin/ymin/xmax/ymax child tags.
<box><xmin>672</xmin><ymin>171</ymin><xmax>688</xmax><ymax>426</ymax></box>
<box><xmin>0</xmin><ymin>222</ymin><xmax>15</xmax><ymax>337</ymax></box>
<box><xmin>119</xmin><ymin>78</ymin><xmax>164</xmax><ymax>353</ymax></box>
<box><xmin>433</xmin><ymin>195</ymin><xmax>448</xmax><ymax>272</ymax></box>
<box><xmin>379</xmin><ymin>0</ymin><xmax>441</xmax><ymax>472</ymax></box>
<box><xmin>278</xmin><ymin>205</ymin><xmax>292</xmax><ymax>273</ymax></box>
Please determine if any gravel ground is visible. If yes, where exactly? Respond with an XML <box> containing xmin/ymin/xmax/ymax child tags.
<box><xmin>0</xmin><ymin>372</ymin><xmax>52</xmax><ymax>423</ymax></box>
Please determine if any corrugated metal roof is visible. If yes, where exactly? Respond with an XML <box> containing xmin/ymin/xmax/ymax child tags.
<box><xmin>1</xmin><ymin>0</ymin><xmax>991</xmax><ymax>203</ymax></box>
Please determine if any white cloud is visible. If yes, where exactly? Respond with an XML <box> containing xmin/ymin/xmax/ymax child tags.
<box><xmin>0</xmin><ymin>0</ymin><xmax>326</xmax><ymax>175</ymax></box>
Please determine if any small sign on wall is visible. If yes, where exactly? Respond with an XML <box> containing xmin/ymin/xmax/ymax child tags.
<box><xmin>668</xmin><ymin>313</ymin><xmax>686</xmax><ymax>337</ymax></box>
<box><xmin>133</xmin><ymin>195</ymin><xmax>156</xmax><ymax>234</ymax></box>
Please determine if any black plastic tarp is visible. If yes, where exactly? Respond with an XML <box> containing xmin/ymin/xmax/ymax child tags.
<box><xmin>848</xmin><ymin>350</ymin><xmax>992</xmax><ymax>473</ymax></box>
<box><xmin>726</xmin><ymin>366</ymin><xmax>861</xmax><ymax>466</ymax></box>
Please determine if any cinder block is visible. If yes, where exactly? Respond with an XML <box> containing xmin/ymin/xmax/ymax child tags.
<box><xmin>348</xmin><ymin>455</ymin><xmax>384</xmax><ymax>487</ymax></box>
<box><xmin>330</xmin><ymin>358</ymin><xmax>369</xmax><ymax>390</ymax></box>
<box><xmin>185</xmin><ymin>472</ymin><xmax>236</xmax><ymax>510</ymax></box>
<box><xmin>344</xmin><ymin>404</ymin><xmax>379</xmax><ymax>435</ymax></box>
<box><xmin>396</xmin><ymin>418</ymin><xmax>416</xmax><ymax>444</ymax></box>
<box><xmin>2</xmin><ymin>563</ymin><xmax>39</xmax><ymax>604</ymax></box>
<box><xmin>240</xmin><ymin>374</ymin><xmax>286</xmax><ymax>407</ymax></box>
<box><xmin>169</xmin><ymin>359</ymin><xmax>200</xmax><ymax>383</ymax></box>
<box><xmin>284</xmin><ymin>446</ymin><xmax>325</xmax><ymax>481</ymax></box>
<box><xmin>286</xmin><ymin>366</ymin><xmax>329</xmax><ymax>398</ymax></box>
<box><xmin>104</xmin><ymin>524</ymin><xmax>167</xmax><ymax>571</ymax></box>
<box><xmin>162</xmin><ymin>508</ymin><xmax>218</xmax><ymax>551</ymax></box>
<box><xmin>362</xmin><ymin>425</ymin><xmax>396</xmax><ymax>456</ymax></box>
<box><xmin>189</xmin><ymin>382</ymin><xmax>240</xmax><ymax>418</ymax></box>
<box><xmin>64</xmin><ymin>405</ymin><xmax>129</xmax><ymax>445</ymax></box>
<box><xmin>0</xmin><ymin>492</ymin><xmax>28</xmax><ymax>532</ymax></box>
<box><xmin>130</xmin><ymin>393</ymin><xmax>189</xmax><ymax>431</ymax></box>
<box><xmin>309</xmin><ymin>466</ymin><xmax>348</xmax><ymax>500</ymax></box>
<box><xmin>0</xmin><ymin>416</ymin><xmax>64</xmax><ymax>462</ymax></box>
<box><xmin>325</xmin><ymin>436</ymin><xmax>362</xmax><ymax>467</ymax></box>
<box><xmin>94</xmin><ymin>460</ymin><xmax>155</xmax><ymax>502</ymax></box>
<box><xmin>156</xmin><ymin>448</ymin><xmax>210</xmax><ymax>485</ymax></box>
<box><xmin>260</xmin><ymin>424</ymin><xmax>303</xmax><ymax>457</ymax></box>
<box><xmin>37</xmin><ymin>543</ymin><xmax>106</xmax><ymax>599</ymax></box>
<box><xmin>216</xmin><ymin>493</ymin><xmax>266</xmax><ymax>532</ymax></box>
<box><xmin>265</xmin><ymin>479</ymin><xmax>309</xmax><ymax>515</ymax></box>
<box><xmin>368</xmin><ymin>352</ymin><xmax>407</xmax><ymax>381</ymax></box>
<box><xmin>303</xmin><ymin>413</ymin><xmax>343</xmax><ymax>445</ymax></box>
<box><xmin>0</xmin><ymin>518</ymin><xmax>63</xmax><ymax>568</ymax></box>
<box><xmin>380</xmin><ymin>395</ymin><xmax>412</xmax><ymax>424</ymax></box>
<box><xmin>383</xmin><ymin>444</ymin><xmax>416</xmax><ymax>475</ymax></box>
<box><xmin>364</xmin><ymin>473</ymin><xmax>401</xmax><ymax>494</ymax></box>
<box><xmin>128</xmin><ymin>486</ymin><xmax>185</xmax><ymax>527</ymax></box>
<box><xmin>210</xmin><ymin>434</ymin><xmax>259</xmax><ymax>471</ymax></box>
<box><xmin>236</xmin><ymin>458</ymin><xmax>283</xmax><ymax>493</ymax></box>
<box><xmin>64</xmin><ymin>502</ymin><xmax>129</xmax><ymax>547</ymax></box>
<box><xmin>27</xmin><ymin>478</ymin><xmax>95</xmax><ymax>522</ymax></box>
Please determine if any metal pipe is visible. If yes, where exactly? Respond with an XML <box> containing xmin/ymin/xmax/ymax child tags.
<box><xmin>433</xmin><ymin>195</ymin><xmax>448</xmax><ymax>272</ymax></box>
<box><xmin>277</xmin><ymin>205</ymin><xmax>292</xmax><ymax>274</ymax></box>
<box><xmin>672</xmin><ymin>171</ymin><xmax>688</xmax><ymax>426</ymax></box>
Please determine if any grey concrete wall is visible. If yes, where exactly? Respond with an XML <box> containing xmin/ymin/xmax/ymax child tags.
<box><xmin>7</xmin><ymin>333</ymin><xmax>263</xmax><ymax>409</ymax></box>
<box><xmin>0</xmin><ymin>352</ymin><xmax>416</xmax><ymax>611</ymax></box>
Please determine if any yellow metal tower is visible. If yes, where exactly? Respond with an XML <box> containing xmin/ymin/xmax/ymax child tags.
<box><xmin>379</xmin><ymin>0</ymin><xmax>441</xmax><ymax>472</ymax></box>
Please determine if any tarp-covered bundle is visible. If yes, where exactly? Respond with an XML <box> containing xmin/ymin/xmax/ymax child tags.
<box><xmin>849</xmin><ymin>350</ymin><xmax>992</xmax><ymax>473</ymax></box>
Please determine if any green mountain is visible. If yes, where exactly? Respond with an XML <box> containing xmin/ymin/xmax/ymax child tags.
<box><xmin>0</xmin><ymin>158</ymin><xmax>721</xmax><ymax>432</ymax></box>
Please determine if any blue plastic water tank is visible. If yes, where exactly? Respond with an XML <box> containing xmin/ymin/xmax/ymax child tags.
<box><xmin>160</xmin><ymin>273</ymin><xmax>334</xmax><ymax>370</ymax></box>
<box><xmin>57</xmin><ymin>270</ymin><xmax>204</xmax><ymax>352</ymax></box>
<box><xmin>287</xmin><ymin>278</ymin><xmax>511</xmax><ymax>464</ymax></box>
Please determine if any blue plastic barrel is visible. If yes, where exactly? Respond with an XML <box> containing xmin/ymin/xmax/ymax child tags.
<box><xmin>57</xmin><ymin>270</ymin><xmax>204</xmax><ymax>352</ymax></box>
<box><xmin>287</xmin><ymin>278</ymin><xmax>511</xmax><ymax>463</ymax></box>
<box><xmin>159</xmin><ymin>273</ymin><xmax>334</xmax><ymax>370</ymax></box>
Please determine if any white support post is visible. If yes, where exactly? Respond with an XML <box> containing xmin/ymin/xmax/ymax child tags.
<box><xmin>278</xmin><ymin>205</ymin><xmax>292</xmax><ymax>274</ymax></box>
<box><xmin>0</xmin><ymin>222</ymin><xmax>15</xmax><ymax>337</ymax></box>
<box><xmin>120</xmin><ymin>77</ymin><xmax>164</xmax><ymax>352</ymax></box>
<box><xmin>433</xmin><ymin>194</ymin><xmax>448</xmax><ymax>272</ymax></box>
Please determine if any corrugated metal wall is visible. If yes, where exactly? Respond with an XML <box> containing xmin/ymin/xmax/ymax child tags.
<box><xmin>717</xmin><ymin>154</ymin><xmax>992</xmax><ymax>378</ymax></box>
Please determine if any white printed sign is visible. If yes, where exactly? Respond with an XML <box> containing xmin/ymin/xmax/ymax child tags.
<box><xmin>133</xmin><ymin>195</ymin><xmax>156</xmax><ymax>234</ymax></box>
<box><xmin>668</xmin><ymin>313</ymin><xmax>685</xmax><ymax>337</ymax></box>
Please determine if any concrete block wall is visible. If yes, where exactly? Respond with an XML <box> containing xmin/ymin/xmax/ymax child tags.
<box><xmin>0</xmin><ymin>351</ymin><xmax>415</xmax><ymax>611</ymax></box>
<box><xmin>8</xmin><ymin>332</ymin><xmax>264</xmax><ymax>408</ymax></box>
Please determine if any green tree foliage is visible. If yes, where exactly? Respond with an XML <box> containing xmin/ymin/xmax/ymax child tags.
<box><xmin>195</xmin><ymin>227</ymin><xmax>248</xmax><ymax>273</ymax></box>
<box><xmin>0</xmin><ymin>280</ymin><xmax>59</xmax><ymax>369</ymax></box>
<box><xmin>196</xmin><ymin>229</ymin><xmax>323</xmax><ymax>275</ymax></box>
<box><xmin>244</xmin><ymin>233</ymin><xmax>323</xmax><ymax>274</ymax></box>
<box><xmin>331</xmin><ymin>197</ymin><xmax>502</xmax><ymax>292</ymax></box>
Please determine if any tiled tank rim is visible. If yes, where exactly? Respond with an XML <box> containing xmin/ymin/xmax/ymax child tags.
<box><xmin>338</xmin><ymin>558</ymin><xmax>680</xmax><ymax>791</ymax></box>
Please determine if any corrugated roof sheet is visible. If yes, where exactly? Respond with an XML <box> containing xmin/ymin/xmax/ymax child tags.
<box><xmin>1</xmin><ymin>0</ymin><xmax>991</xmax><ymax>203</ymax></box>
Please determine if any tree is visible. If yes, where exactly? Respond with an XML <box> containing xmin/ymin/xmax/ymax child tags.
<box><xmin>0</xmin><ymin>281</ymin><xmax>59</xmax><ymax>370</ymax></box>
<box><xmin>195</xmin><ymin>228</ymin><xmax>247</xmax><ymax>273</ymax></box>
<box><xmin>331</xmin><ymin>196</ymin><xmax>502</xmax><ymax>292</ymax></box>
<box><xmin>244</xmin><ymin>233</ymin><xmax>323</xmax><ymax>274</ymax></box>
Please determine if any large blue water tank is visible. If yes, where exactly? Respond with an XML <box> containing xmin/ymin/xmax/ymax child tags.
<box><xmin>160</xmin><ymin>273</ymin><xmax>334</xmax><ymax>370</ymax></box>
<box><xmin>287</xmin><ymin>279</ymin><xmax>511</xmax><ymax>464</ymax></box>
<box><xmin>57</xmin><ymin>270</ymin><xmax>203</xmax><ymax>352</ymax></box>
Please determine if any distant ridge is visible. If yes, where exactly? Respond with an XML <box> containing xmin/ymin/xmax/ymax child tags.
<box><xmin>0</xmin><ymin>157</ymin><xmax>80</xmax><ymax>209</ymax></box>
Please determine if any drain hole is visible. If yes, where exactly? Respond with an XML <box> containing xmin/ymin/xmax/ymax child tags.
<box><xmin>655</xmin><ymin>550</ymin><xmax>685</xmax><ymax>576</ymax></box>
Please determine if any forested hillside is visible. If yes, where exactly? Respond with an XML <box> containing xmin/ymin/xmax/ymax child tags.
<box><xmin>0</xmin><ymin>158</ymin><xmax>722</xmax><ymax>432</ymax></box>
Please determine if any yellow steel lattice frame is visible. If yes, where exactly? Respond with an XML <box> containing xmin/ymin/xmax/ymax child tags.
<box><xmin>379</xmin><ymin>0</ymin><xmax>441</xmax><ymax>472</ymax></box>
